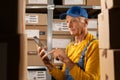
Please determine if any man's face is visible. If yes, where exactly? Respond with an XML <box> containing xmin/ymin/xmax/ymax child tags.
<box><xmin>66</xmin><ymin>15</ymin><xmax>87</xmax><ymax>36</ymax></box>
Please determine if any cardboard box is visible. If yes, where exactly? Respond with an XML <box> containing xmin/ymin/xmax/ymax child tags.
<box><xmin>27</xmin><ymin>38</ymin><xmax>46</xmax><ymax>66</ymax></box>
<box><xmin>53</xmin><ymin>19</ymin><xmax>98</xmax><ymax>32</ymax></box>
<box><xmin>27</xmin><ymin>39</ymin><xmax>37</xmax><ymax>53</ymax></box>
<box><xmin>53</xmin><ymin>19</ymin><xmax>68</xmax><ymax>31</ymax></box>
<box><xmin>100</xmin><ymin>0</ymin><xmax>106</xmax><ymax>12</ymax></box>
<box><xmin>98</xmin><ymin>13</ymin><xmax>103</xmax><ymax>28</ymax></box>
<box><xmin>52</xmin><ymin>38</ymin><xmax>71</xmax><ymax>48</ymax></box>
<box><xmin>101</xmin><ymin>0</ymin><xmax>120</xmax><ymax>11</ymax></box>
<box><xmin>0</xmin><ymin>0</ymin><xmax>25</xmax><ymax>35</ymax></box>
<box><xmin>26</xmin><ymin>0</ymin><xmax>47</xmax><ymax>5</ymax></box>
<box><xmin>18</xmin><ymin>0</ymin><xmax>26</xmax><ymax>34</ymax></box>
<box><xmin>28</xmin><ymin>66</ymin><xmax>47</xmax><ymax>80</ymax></box>
<box><xmin>99</xmin><ymin>49</ymin><xmax>120</xmax><ymax>80</ymax></box>
<box><xmin>0</xmin><ymin>34</ymin><xmax>27</xmax><ymax>80</ymax></box>
<box><xmin>27</xmin><ymin>39</ymin><xmax>47</xmax><ymax>55</ymax></box>
<box><xmin>87</xmin><ymin>0</ymin><xmax>100</xmax><ymax>6</ymax></box>
<box><xmin>52</xmin><ymin>19</ymin><xmax>70</xmax><ymax>36</ymax></box>
<box><xmin>88</xmin><ymin>19</ymin><xmax>98</xmax><ymax>29</ymax></box>
<box><xmin>106</xmin><ymin>0</ymin><xmax>120</xmax><ymax>9</ymax></box>
<box><xmin>63</xmin><ymin>0</ymin><xmax>86</xmax><ymax>5</ymax></box>
<box><xmin>19</xmin><ymin>34</ymin><xmax>28</xmax><ymax>80</ymax></box>
<box><xmin>98</xmin><ymin>13</ymin><xmax>104</xmax><ymax>40</ymax></box>
<box><xmin>52</xmin><ymin>35</ymin><xmax>72</xmax><ymax>48</ymax></box>
<box><xmin>25</xmin><ymin>13</ymin><xmax>47</xmax><ymax>26</ymax></box>
<box><xmin>53</xmin><ymin>31</ymin><xmax>70</xmax><ymax>35</ymax></box>
<box><xmin>28</xmin><ymin>55</ymin><xmax>45</xmax><ymax>66</ymax></box>
<box><xmin>26</xmin><ymin>25</ymin><xmax>47</xmax><ymax>39</ymax></box>
<box><xmin>88</xmin><ymin>30</ymin><xmax>98</xmax><ymax>39</ymax></box>
<box><xmin>98</xmin><ymin>9</ymin><xmax>120</xmax><ymax>49</ymax></box>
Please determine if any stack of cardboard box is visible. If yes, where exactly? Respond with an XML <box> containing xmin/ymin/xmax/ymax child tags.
<box><xmin>62</xmin><ymin>0</ymin><xmax>100</xmax><ymax>6</ymax></box>
<box><xmin>87</xmin><ymin>19</ymin><xmax>98</xmax><ymax>39</ymax></box>
<box><xmin>52</xmin><ymin>19</ymin><xmax>72</xmax><ymax>65</ymax></box>
<box><xmin>0</xmin><ymin>0</ymin><xmax>27</xmax><ymax>80</ymax></box>
<box><xmin>25</xmin><ymin>13</ymin><xmax>48</xmax><ymax>66</ymax></box>
<box><xmin>98</xmin><ymin>0</ymin><xmax>120</xmax><ymax>80</ymax></box>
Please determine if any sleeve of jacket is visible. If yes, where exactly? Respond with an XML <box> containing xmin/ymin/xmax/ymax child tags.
<box><xmin>49</xmin><ymin>63</ymin><xmax>66</xmax><ymax>80</ymax></box>
<box><xmin>48</xmin><ymin>43</ymin><xmax>71</xmax><ymax>80</ymax></box>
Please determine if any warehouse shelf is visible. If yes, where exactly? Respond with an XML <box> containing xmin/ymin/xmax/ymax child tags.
<box><xmin>26</xmin><ymin>5</ymin><xmax>101</xmax><ymax>9</ymax></box>
<box><xmin>55</xmin><ymin>5</ymin><xmax>101</xmax><ymax>9</ymax></box>
<box><xmin>26</xmin><ymin>5</ymin><xmax>47</xmax><ymax>9</ymax></box>
<box><xmin>26</xmin><ymin>5</ymin><xmax>101</xmax><ymax>18</ymax></box>
<box><xmin>27</xmin><ymin>66</ymin><xmax>47</xmax><ymax>69</ymax></box>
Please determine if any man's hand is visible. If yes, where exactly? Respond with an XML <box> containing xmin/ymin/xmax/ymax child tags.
<box><xmin>53</xmin><ymin>48</ymin><xmax>75</xmax><ymax>70</ymax></box>
<box><xmin>37</xmin><ymin>47</ymin><xmax>53</xmax><ymax>71</ymax></box>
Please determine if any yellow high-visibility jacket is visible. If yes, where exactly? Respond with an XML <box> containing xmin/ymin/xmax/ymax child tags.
<box><xmin>49</xmin><ymin>32</ymin><xmax>100</xmax><ymax>80</ymax></box>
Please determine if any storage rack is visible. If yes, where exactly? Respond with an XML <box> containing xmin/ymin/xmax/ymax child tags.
<box><xmin>26</xmin><ymin>5</ymin><xmax>101</xmax><ymax>48</ymax></box>
<box><xmin>26</xmin><ymin>0</ymin><xmax>101</xmax><ymax>80</ymax></box>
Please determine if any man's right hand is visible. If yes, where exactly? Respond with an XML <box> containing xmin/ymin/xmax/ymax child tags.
<box><xmin>37</xmin><ymin>47</ymin><xmax>54</xmax><ymax>71</ymax></box>
<box><xmin>38</xmin><ymin>47</ymin><xmax>50</xmax><ymax>65</ymax></box>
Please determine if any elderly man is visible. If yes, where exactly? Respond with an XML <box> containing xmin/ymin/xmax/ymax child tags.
<box><xmin>38</xmin><ymin>6</ymin><xmax>100</xmax><ymax>80</ymax></box>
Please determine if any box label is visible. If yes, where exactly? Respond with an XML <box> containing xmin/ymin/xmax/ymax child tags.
<box><xmin>28</xmin><ymin>70</ymin><xmax>46</xmax><ymax>80</ymax></box>
<box><xmin>26</xmin><ymin>15</ymin><xmax>38</xmax><ymax>24</ymax></box>
<box><xmin>25</xmin><ymin>30</ymin><xmax>39</xmax><ymax>38</ymax></box>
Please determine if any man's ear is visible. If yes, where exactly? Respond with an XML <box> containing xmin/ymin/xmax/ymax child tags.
<box><xmin>85</xmin><ymin>19</ymin><xmax>88</xmax><ymax>25</ymax></box>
